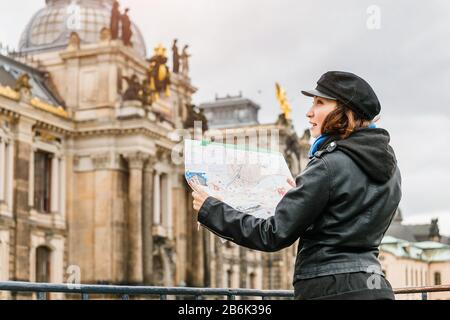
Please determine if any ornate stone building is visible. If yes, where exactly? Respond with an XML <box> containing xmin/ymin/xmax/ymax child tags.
<box><xmin>0</xmin><ymin>0</ymin><xmax>196</xmax><ymax>293</ymax></box>
<box><xmin>0</xmin><ymin>0</ymin><xmax>311</xmax><ymax>298</ymax></box>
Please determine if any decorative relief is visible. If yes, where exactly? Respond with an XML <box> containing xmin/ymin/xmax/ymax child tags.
<box><xmin>123</xmin><ymin>151</ymin><xmax>150</xmax><ymax>170</ymax></box>
<box><xmin>0</xmin><ymin>85</ymin><xmax>20</xmax><ymax>101</ymax></box>
<box><xmin>91</xmin><ymin>152</ymin><xmax>111</xmax><ymax>170</ymax></box>
<box><xmin>67</xmin><ymin>31</ymin><xmax>81</xmax><ymax>51</ymax></box>
<box><xmin>30</xmin><ymin>97</ymin><xmax>69</xmax><ymax>118</ymax></box>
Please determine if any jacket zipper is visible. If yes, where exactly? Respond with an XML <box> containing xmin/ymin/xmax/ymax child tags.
<box><xmin>200</xmin><ymin>223</ymin><xmax>234</xmax><ymax>242</ymax></box>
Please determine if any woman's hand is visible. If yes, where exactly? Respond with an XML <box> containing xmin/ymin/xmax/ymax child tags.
<box><xmin>287</xmin><ymin>178</ymin><xmax>296</xmax><ymax>190</ymax></box>
<box><xmin>188</xmin><ymin>177</ymin><xmax>218</xmax><ymax>212</ymax></box>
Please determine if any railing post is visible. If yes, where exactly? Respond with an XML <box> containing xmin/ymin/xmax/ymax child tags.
<box><xmin>37</xmin><ymin>292</ymin><xmax>46</xmax><ymax>300</ymax></box>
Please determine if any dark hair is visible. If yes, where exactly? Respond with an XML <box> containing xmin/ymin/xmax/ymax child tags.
<box><xmin>322</xmin><ymin>102</ymin><xmax>372</xmax><ymax>139</ymax></box>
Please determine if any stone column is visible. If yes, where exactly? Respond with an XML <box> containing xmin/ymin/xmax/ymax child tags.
<box><xmin>125</xmin><ymin>152</ymin><xmax>148</xmax><ymax>284</ymax></box>
<box><xmin>153</xmin><ymin>171</ymin><xmax>161</xmax><ymax>225</ymax></box>
<box><xmin>0</xmin><ymin>138</ymin><xmax>5</xmax><ymax>202</ymax></box>
<box><xmin>13</xmin><ymin>117</ymin><xmax>34</xmax><ymax>282</ymax></box>
<box><xmin>166</xmin><ymin>173</ymin><xmax>173</xmax><ymax>239</ymax></box>
<box><xmin>6</xmin><ymin>140</ymin><xmax>14</xmax><ymax>213</ymax></box>
<box><xmin>60</xmin><ymin>156</ymin><xmax>66</xmax><ymax>219</ymax></box>
<box><xmin>239</xmin><ymin>246</ymin><xmax>247</xmax><ymax>288</ymax></box>
<box><xmin>28</xmin><ymin>147</ymin><xmax>35</xmax><ymax>207</ymax></box>
<box><xmin>143</xmin><ymin>157</ymin><xmax>155</xmax><ymax>284</ymax></box>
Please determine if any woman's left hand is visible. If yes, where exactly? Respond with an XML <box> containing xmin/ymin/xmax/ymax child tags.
<box><xmin>188</xmin><ymin>177</ymin><xmax>212</xmax><ymax>211</ymax></box>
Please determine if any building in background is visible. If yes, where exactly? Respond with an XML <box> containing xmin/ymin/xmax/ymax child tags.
<box><xmin>200</xmin><ymin>93</ymin><xmax>260</xmax><ymax>129</ymax></box>
<box><xmin>0</xmin><ymin>0</ymin><xmax>194</xmax><ymax>299</ymax></box>
<box><xmin>386</xmin><ymin>209</ymin><xmax>450</xmax><ymax>245</ymax></box>
<box><xmin>380</xmin><ymin>236</ymin><xmax>450</xmax><ymax>300</ymax></box>
<box><xmin>381</xmin><ymin>209</ymin><xmax>450</xmax><ymax>299</ymax></box>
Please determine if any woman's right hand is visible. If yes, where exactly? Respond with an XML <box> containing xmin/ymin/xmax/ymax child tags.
<box><xmin>287</xmin><ymin>178</ymin><xmax>296</xmax><ymax>189</ymax></box>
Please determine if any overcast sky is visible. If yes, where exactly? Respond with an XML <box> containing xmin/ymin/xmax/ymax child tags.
<box><xmin>1</xmin><ymin>0</ymin><xmax>449</xmax><ymax>235</ymax></box>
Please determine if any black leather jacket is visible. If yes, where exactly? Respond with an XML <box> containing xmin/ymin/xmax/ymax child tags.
<box><xmin>197</xmin><ymin>128</ymin><xmax>402</xmax><ymax>285</ymax></box>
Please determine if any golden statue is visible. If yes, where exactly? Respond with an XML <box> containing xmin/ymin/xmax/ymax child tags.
<box><xmin>147</xmin><ymin>44</ymin><xmax>171</xmax><ymax>103</ymax></box>
<box><xmin>275</xmin><ymin>82</ymin><xmax>292</xmax><ymax>120</ymax></box>
<box><xmin>15</xmin><ymin>73</ymin><xmax>32</xmax><ymax>93</ymax></box>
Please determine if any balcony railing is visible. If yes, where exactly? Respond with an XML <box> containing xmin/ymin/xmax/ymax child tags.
<box><xmin>0</xmin><ymin>281</ymin><xmax>293</xmax><ymax>300</ymax></box>
<box><xmin>0</xmin><ymin>281</ymin><xmax>449</xmax><ymax>300</ymax></box>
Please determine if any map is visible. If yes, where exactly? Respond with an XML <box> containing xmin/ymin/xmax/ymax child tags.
<box><xmin>184</xmin><ymin>139</ymin><xmax>294</xmax><ymax>220</ymax></box>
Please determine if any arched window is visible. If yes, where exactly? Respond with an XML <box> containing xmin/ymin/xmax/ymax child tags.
<box><xmin>36</xmin><ymin>246</ymin><xmax>51</xmax><ymax>283</ymax></box>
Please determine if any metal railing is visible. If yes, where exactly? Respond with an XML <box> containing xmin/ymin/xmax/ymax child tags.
<box><xmin>0</xmin><ymin>281</ymin><xmax>293</xmax><ymax>300</ymax></box>
<box><xmin>0</xmin><ymin>281</ymin><xmax>449</xmax><ymax>300</ymax></box>
<box><xmin>393</xmin><ymin>285</ymin><xmax>450</xmax><ymax>300</ymax></box>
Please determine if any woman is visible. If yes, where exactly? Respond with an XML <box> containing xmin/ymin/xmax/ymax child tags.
<box><xmin>189</xmin><ymin>71</ymin><xmax>402</xmax><ymax>300</ymax></box>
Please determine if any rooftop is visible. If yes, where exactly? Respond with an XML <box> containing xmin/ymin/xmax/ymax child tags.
<box><xmin>381</xmin><ymin>236</ymin><xmax>450</xmax><ymax>262</ymax></box>
<box><xmin>0</xmin><ymin>54</ymin><xmax>65</xmax><ymax>107</ymax></box>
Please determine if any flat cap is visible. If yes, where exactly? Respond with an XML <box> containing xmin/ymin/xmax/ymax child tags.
<box><xmin>302</xmin><ymin>71</ymin><xmax>381</xmax><ymax>120</ymax></box>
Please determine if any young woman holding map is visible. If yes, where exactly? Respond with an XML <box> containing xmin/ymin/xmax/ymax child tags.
<box><xmin>189</xmin><ymin>71</ymin><xmax>402</xmax><ymax>300</ymax></box>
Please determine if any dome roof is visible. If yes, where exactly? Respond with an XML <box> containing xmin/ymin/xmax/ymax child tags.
<box><xmin>19</xmin><ymin>0</ymin><xmax>147</xmax><ymax>56</ymax></box>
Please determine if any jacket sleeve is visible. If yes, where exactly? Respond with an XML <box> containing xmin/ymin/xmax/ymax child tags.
<box><xmin>197</xmin><ymin>157</ymin><xmax>331</xmax><ymax>252</ymax></box>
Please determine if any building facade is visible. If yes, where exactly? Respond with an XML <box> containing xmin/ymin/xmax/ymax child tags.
<box><xmin>380</xmin><ymin>236</ymin><xmax>450</xmax><ymax>300</ymax></box>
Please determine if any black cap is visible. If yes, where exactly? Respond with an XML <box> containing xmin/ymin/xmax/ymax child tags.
<box><xmin>301</xmin><ymin>71</ymin><xmax>381</xmax><ymax>120</ymax></box>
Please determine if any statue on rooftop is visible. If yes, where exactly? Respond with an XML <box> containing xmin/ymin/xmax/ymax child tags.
<box><xmin>122</xmin><ymin>74</ymin><xmax>142</xmax><ymax>101</ymax></box>
<box><xmin>110</xmin><ymin>0</ymin><xmax>120</xmax><ymax>40</ymax></box>
<box><xmin>121</xmin><ymin>8</ymin><xmax>133</xmax><ymax>46</ymax></box>
<box><xmin>181</xmin><ymin>45</ymin><xmax>191</xmax><ymax>76</ymax></box>
<box><xmin>147</xmin><ymin>45</ymin><xmax>171</xmax><ymax>101</ymax></box>
<box><xmin>172</xmin><ymin>39</ymin><xmax>180</xmax><ymax>74</ymax></box>
<box><xmin>15</xmin><ymin>73</ymin><xmax>32</xmax><ymax>95</ymax></box>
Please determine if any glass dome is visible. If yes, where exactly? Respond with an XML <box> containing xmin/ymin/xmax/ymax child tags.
<box><xmin>19</xmin><ymin>0</ymin><xmax>147</xmax><ymax>57</ymax></box>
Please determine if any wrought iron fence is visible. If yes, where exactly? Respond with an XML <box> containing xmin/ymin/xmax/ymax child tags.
<box><xmin>0</xmin><ymin>281</ymin><xmax>449</xmax><ymax>300</ymax></box>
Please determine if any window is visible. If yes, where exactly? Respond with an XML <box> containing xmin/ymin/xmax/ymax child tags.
<box><xmin>34</xmin><ymin>150</ymin><xmax>52</xmax><ymax>213</ymax></box>
<box><xmin>420</xmin><ymin>269</ymin><xmax>423</xmax><ymax>286</ymax></box>
<box><xmin>434</xmin><ymin>272</ymin><xmax>442</xmax><ymax>286</ymax></box>
<box><xmin>249</xmin><ymin>272</ymin><xmax>256</xmax><ymax>289</ymax></box>
<box><xmin>415</xmin><ymin>269</ymin><xmax>418</xmax><ymax>287</ymax></box>
<box><xmin>405</xmin><ymin>266</ymin><xmax>408</xmax><ymax>286</ymax></box>
<box><xmin>36</xmin><ymin>246</ymin><xmax>51</xmax><ymax>283</ymax></box>
<box><xmin>226</xmin><ymin>269</ymin><xmax>233</xmax><ymax>288</ymax></box>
